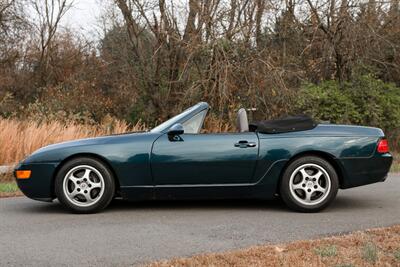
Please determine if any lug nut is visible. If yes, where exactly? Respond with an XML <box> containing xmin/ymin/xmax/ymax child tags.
<box><xmin>84</xmin><ymin>190</ymin><xmax>87</xmax><ymax>194</ymax></box>
<box><xmin>88</xmin><ymin>184</ymin><xmax>92</xmax><ymax>188</ymax></box>
<box><xmin>302</xmin><ymin>184</ymin><xmax>306</xmax><ymax>187</ymax></box>
<box><xmin>77</xmin><ymin>188</ymin><xmax>81</xmax><ymax>192</ymax></box>
<box><xmin>314</xmin><ymin>185</ymin><xmax>318</xmax><ymax>189</ymax></box>
<box><xmin>307</xmin><ymin>189</ymin><xmax>311</xmax><ymax>192</ymax></box>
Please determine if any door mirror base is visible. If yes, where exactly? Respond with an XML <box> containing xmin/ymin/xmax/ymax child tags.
<box><xmin>168</xmin><ymin>123</ymin><xmax>184</xmax><ymax>136</ymax></box>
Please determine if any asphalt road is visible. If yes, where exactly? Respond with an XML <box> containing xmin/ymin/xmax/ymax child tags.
<box><xmin>1</xmin><ymin>175</ymin><xmax>399</xmax><ymax>267</ymax></box>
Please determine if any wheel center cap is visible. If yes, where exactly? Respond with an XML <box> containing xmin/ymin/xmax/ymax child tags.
<box><xmin>80</xmin><ymin>183</ymin><xmax>87</xmax><ymax>189</ymax></box>
<box><xmin>307</xmin><ymin>181</ymin><xmax>313</xmax><ymax>188</ymax></box>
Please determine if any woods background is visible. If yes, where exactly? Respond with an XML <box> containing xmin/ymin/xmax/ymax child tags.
<box><xmin>1</xmin><ymin>0</ymin><xmax>400</xmax><ymax>158</ymax></box>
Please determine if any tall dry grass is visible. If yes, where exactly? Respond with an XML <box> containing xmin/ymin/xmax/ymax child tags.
<box><xmin>0</xmin><ymin>118</ymin><xmax>146</xmax><ymax>165</ymax></box>
<box><xmin>202</xmin><ymin>115</ymin><xmax>235</xmax><ymax>133</ymax></box>
<box><xmin>0</xmin><ymin>117</ymin><xmax>235</xmax><ymax>165</ymax></box>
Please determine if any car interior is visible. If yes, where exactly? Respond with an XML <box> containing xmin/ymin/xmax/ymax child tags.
<box><xmin>183</xmin><ymin>107</ymin><xmax>251</xmax><ymax>134</ymax></box>
<box><xmin>191</xmin><ymin>107</ymin><xmax>315</xmax><ymax>135</ymax></box>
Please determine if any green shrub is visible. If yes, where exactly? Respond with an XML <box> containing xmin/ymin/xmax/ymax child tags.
<box><xmin>394</xmin><ymin>249</ymin><xmax>400</xmax><ymax>261</ymax></box>
<box><xmin>314</xmin><ymin>245</ymin><xmax>337</xmax><ymax>257</ymax></box>
<box><xmin>296</xmin><ymin>74</ymin><xmax>400</xmax><ymax>134</ymax></box>
<box><xmin>361</xmin><ymin>242</ymin><xmax>378</xmax><ymax>263</ymax></box>
<box><xmin>0</xmin><ymin>182</ymin><xmax>19</xmax><ymax>193</ymax></box>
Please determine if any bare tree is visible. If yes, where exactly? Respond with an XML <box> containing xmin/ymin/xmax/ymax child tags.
<box><xmin>30</xmin><ymin>0</ymin><xmax>73</xmax><ymax>84</ymax></box>
<box><xmin>0</xmin><ymin>0</ymin><xmax>26</xmax><ymax>65</ymax></box>
<box><xmin>2</xmin><ymin>0</ymin><xmax>400</xmax><ymax>128</ymax></box>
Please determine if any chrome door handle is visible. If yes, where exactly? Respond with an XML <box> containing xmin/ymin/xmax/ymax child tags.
<box><xmin>234</xmin><ymin>141</ymin><xmax>256</xmax><ymax>148</ymax></box>
<box><xmin>246</xmin><ymin>142</ymin><xmax>256</xmax><ymax>147</ymax></box>
<box><xmin>234</xmin><ymin>140</ymin><xmax>248</xmax><ymax>148</ymax></box>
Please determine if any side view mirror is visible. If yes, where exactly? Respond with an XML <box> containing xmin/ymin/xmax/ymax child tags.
<box><xmin>167</xmin><ymin>123</ymin><xmax>184</xmax><ymax>136</ymax></box>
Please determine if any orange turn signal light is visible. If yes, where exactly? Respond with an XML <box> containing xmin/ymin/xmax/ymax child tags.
<box><xmin>16</xmin><ymin>170</ymin><xmax>31</xmax><ymax>179</ymax></box>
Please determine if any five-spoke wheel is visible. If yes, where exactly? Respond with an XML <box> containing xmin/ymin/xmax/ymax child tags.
<box><xmin>280</xmin><ymin>156</ymin><xmax>339</xmax><ymax>212</ymax></box>
<box><xmin>63</xmin><ymin>165</ymin><xmax>105</xmax><ymax>207</ymax></box>
<box><xmin>55</xmin><ymin>157</ymin><xmax>115</xmax><ymax>213</ymax></box>
<box><xmin>289</xmin><ymin>163</ymin><xmax>331</xmax><ymax>205</ymax></box>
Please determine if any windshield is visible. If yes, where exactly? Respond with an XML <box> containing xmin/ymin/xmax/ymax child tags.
<box><xmin>182</xmin><ymin>109</ymin><xmax>207</xmax><ymax>133</ymax></box>
<box><xmin>150</xmin><ymin>103</ymin><xmax>207</xmax><ymax>133</ymax></box>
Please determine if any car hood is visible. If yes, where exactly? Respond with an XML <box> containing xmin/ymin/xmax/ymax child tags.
<box><xmin>23</xmin><ymin>131</ymin><xmax>160</xmax><ymax>163</ymax></box>
<box><xmin>34</xmin><ymin>132</ymin><xmax>149</xmax><ymax>153</ymax></box>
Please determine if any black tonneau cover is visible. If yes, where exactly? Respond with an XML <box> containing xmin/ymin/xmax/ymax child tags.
<box><xmin>249</xmin><ymin>115</ymin><xmax>317</xmax><ymax>134</ymax></box>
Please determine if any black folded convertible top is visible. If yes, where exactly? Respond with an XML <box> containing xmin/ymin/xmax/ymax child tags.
<box><xmin>249</xmin><ymin>115</ymin><xmax>317</xmax><ymax>134</ymax></box>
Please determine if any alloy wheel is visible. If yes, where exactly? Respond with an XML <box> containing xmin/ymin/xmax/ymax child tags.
<box><xmin>289</xmin><ymin>163</ymin><xmax>331</xmax><ymax>206</ymax></box>
<box><xmin>63</xmin><ymin>165</ymin><xmax>105</xmax><ymax>207</ymax></box>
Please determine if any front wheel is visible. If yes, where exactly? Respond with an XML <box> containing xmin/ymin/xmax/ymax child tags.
<box><xmin>280</xmin><ymin>156</ymin><xmax>339</xmax><ymax>212</ymax></box>
<box><xmin>55</xmin><ymin>157</ymin><xmax>115</xmax><ymax>214</ymax></box>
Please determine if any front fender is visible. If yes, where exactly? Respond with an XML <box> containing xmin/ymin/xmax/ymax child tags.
<box><xmin>16</xmin><ymin>132</ymin><xmax>161</xmax><ymax>202</ymax></box>
<box><xmin>15</xmin><ymin>161</ymin><xmax>59</xmax><ymax>201</ymax></box>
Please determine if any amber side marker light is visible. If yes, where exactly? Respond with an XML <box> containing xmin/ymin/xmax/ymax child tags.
<box><xmin>16</xmin><ymin>170</ymin><xmax>31</xmax><ymax>179</ymax></box>
<box><xmin>377</xmin><ymin>139</ymin><xmax>389</xmax><ymax>153</ymax></box>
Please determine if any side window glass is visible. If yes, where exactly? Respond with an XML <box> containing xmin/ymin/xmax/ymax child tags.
<box><xmin>182</xmin><ymin>110</ymin><xmax>207</xmax><ymax>134</ymax></box>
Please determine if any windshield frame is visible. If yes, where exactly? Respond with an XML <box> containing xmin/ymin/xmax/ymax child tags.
<box><xmin>150</xmin><ymin>102</ymin><xmax>209</xmax><ymax>133</ymax></box>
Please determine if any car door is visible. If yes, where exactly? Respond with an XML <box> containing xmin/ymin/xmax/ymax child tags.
<box><xmin>150</xmin><ymin>132</ymin><xmax>259</xmax><ymax>185</ymax></box>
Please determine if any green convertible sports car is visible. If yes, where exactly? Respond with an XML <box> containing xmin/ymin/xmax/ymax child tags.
<box><xmin>15</xmin><ymin>102</ymin><xmax>392</xmax><ymax>213</ymax></box>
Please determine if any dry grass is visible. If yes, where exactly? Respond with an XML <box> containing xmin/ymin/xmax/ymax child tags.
<box><xmin>0</xmin><ymin>117</ymin><xmax>234</xmax><ymax>165</ymax></box>
<box><xmin>0</xmin><ymin>191</ymin><xmax>22</xmax><ymax>198</ymax></box>
<box><xmin>0</xmin><ymin>171</ymin><xmax>14</xmax><ymax>182</ymax></box>
<box><xmin>0</xmin><ymin>118</ymin><xmax>146</xmax><ymax>165</ymax></box>
<box><xmin>148</xmin><ymin>225</ymin><xmax>400</xmax><ymax>267</ymax></box>
<box><xmin>202</xmin><ymin>115</ymin><xmax>235</xmax><ymax>133</ymax></box>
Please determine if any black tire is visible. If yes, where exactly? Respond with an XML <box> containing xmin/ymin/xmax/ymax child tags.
<box><xmin>55</xmin><ymin>157</ymin><xmax>115</xmax><ymax>214</ymax></box>
<box><xmin>280</xmin><ymin>156</ymin><xmax>339</xmax><ymax>212</ymax></box>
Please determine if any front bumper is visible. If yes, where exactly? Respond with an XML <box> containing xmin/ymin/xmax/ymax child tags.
<box><xmin>14</xmin><ymin>162</ymin><xmax>59</xmax><ymax>202</ymax></box>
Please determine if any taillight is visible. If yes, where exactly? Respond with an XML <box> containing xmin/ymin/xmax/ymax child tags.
<box><xmin>377</xmin><ymin>139</ymin><xmax>389</xmax><ymax>153</ymax></box>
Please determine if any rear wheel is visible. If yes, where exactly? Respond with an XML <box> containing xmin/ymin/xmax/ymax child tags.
<box><xmin>55</xmin><ymin>157</ymin><xmax>115</xmax><ymax>214</ymax></box>
<box><xmin>280</xmin><ymin>156</ymin><xmax>339</xmax><ymax>212</ymax></box>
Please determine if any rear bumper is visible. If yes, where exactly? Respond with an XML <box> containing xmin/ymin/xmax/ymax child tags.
<box><xmin>14</xmin><ymin>162</ymin><xmax>59</xmax><ymax>201</ymax></box>
<box><xmin>339</xmin><ymin>153</ymin><xmax>393</xmax><ymax>189</ymax></box>
<box><xmin>380</xmin><ymin>174</ymin><xmax>389</xmax><ymax>182</ymax></box>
